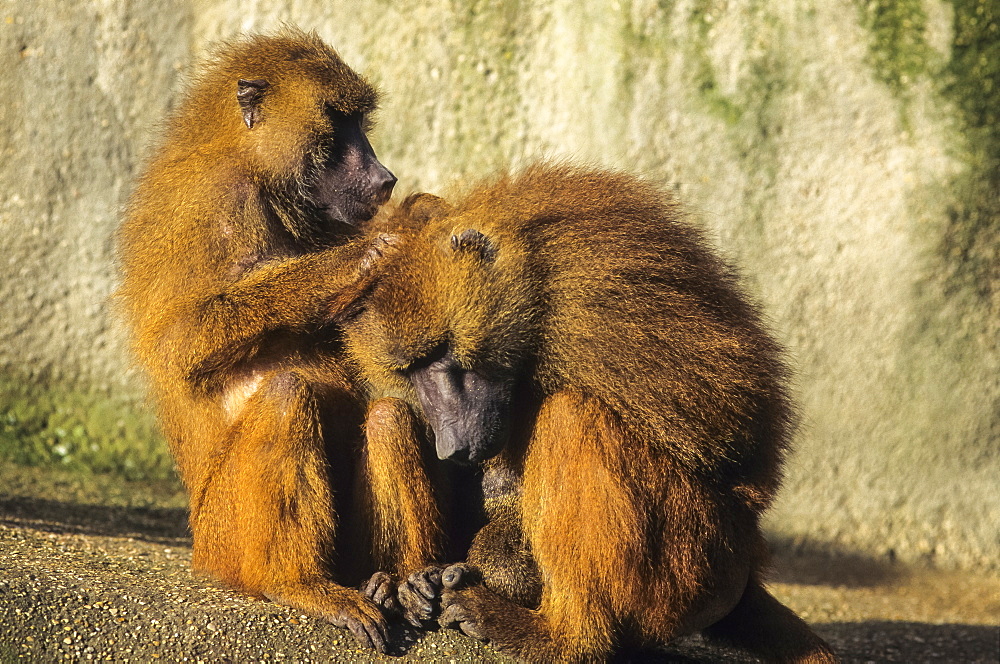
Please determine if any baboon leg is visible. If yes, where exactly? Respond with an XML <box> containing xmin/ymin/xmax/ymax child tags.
<box><xmin>359</xmin><ymin>397</ymin><xmax>443</xmax><ymax>575</ymax></box>
<box><xmin>407</xmin><ymin>468</ymin><xmax>540</xmax><ymax>628</ymax></box>
<box><xmin>440</xmin><ymin>391</ymin><xmax>638</xmax><ymax>662</ymax></box>
<box><xmin>190</xmin><ymin>370</ymin><xmax>388</xmax><ymax>652</ymax></box>
<box><xmin>439</xmin><ymin>564</ymin><xmax>558</xmax><ymax>656</ymax></box>
<box><xmin>359</xmin><ymin>398</ymin><xmax>444</xmax><ymax>623</ymax></box>
<box><xmin>438</xmin><ymin>561</ymin><xmax>603</xmax><ymax>664</ymax></box>
<box><xmin>702</xmin><ymin>575</ymin><xmax>838</xmax><ymax>663</ymax></box>
<box><xmin>467</xmin><ymin>494</ymin><xmax>542</xmax><ymax>608</ymax></box>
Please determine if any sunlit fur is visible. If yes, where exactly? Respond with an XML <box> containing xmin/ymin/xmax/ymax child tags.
<box><xmin>345</xmin><ymin>163</ymin><xmax>837</xmax><ymax>662</ymax></box>
<box><xmin>116</xmin><ymin>30</ymin><xmax>439</xmax><ymax>649</ymax></box>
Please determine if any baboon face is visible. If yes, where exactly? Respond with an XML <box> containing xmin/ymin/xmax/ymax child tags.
<box><xmin>407</xmin><ymin>345</ymin><xmax>515</xmax><ymax>465</ymax></box>
<box><xmin>306</xmin><ymin>111</ymin><xmax>396</xmax><ymax>226</ymax></box>
<box><xmin>348</xmin><ymin>220</ymin><xmax>538</xmax><ymax>464</ymax></box>
<box><xmin>235</xmin><ymin>62</ymin><xmax>396</xmax><ymax>228</ymax></box>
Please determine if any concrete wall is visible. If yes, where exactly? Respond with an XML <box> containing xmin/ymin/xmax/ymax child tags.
<box><xmin>1</xmin><ymin>0</ymin><xmax>996</xmax><ymax>570</ymax></box>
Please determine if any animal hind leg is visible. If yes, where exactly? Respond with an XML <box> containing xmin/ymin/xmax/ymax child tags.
<box><xmin>190</xmin><ymin>370</ymin><xmax>389</xmax><ymax>651</ymax></box>
<box><xmin>359</xmin><ymin>397</ymin><xmax>443</xmax><ymax>576</ymax></box>
<box><xmin>357</xmin><ymin>397</ymin><xmax>445</xmax><ymax>623</ymax></box>
<box><xmin>439</xmin><ymin>391</ymin><xmax>638</xmax><ymax>662</ymax></box>
<box><xmin>356</xmin><ymin>396</ymin><xmax>445</xmax><ymax>624</ymax></box>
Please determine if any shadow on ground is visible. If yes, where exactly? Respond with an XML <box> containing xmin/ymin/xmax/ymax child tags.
<box><xmin>817</xmin><ymin>621</ymin><xmax>1000</xmax><ymax>663</ymax></box>
<box><xmin>0</xmin><ymin>494</ymin><xmax>190</xmax><ymax>545</ymax></box>
<box><xmin>607</xmin><ymin>622</ymin><xmax>1000</xmax><ymax>663</ymax></box>
<box><xmin>767</xmin><ymin>534</ymin><xmax>906</xmax><ymax>587</ymax></box>
<box><xmin>600</xmin><ymin>621</ymin><xmax>1000</xmax><ymax>664</ymax></box>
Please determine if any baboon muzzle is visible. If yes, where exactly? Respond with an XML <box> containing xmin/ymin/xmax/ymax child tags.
<box><xmin>407</xmin><ymin>349</ymin><xmax>512</xmax><ymax>464</ymax></box>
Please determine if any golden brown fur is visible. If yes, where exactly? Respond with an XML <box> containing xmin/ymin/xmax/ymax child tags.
<box><xmin>344</xmin><ymin>163</ymin><xmax>837</xmax><ymax>662</ymax></box>
<box><xmin>116</xmin><ymin>30</ymin><xmax>438</xmax><ymax>651</ymax></box>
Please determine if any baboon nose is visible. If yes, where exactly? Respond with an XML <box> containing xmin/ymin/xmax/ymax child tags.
<box><xmin>375</xmin><ymin>170</ymin><xmax>396</xmax><ymax>205</ymax></box>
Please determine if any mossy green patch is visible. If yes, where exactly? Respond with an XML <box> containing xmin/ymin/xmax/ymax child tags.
<box><xmin>616</xmin><ymin>1</ymin><xmax>669</xmax><ymax>116</ymax></box>
<box><xmin>685</xmin><ymin>1</ymin><xmax>789</xmax><ymax>276</ymax></box>
<box><xmin>688</xmin><ymin>0</ymin><xmax>747</xmax><ymax>126</ymax></box>
<box><xmin>939</xmin><ymin>0</ymin><xmax>1000</xmax><ymax>314</ymax></box>
<box><xmin>855</xmin><ymin>0</ymin><xmax>998</xmax><ymax>324</ymax></box>
<box><xmin>855</xmin><ymin>0</ymin><xmax>935</xmax><ymax>96</ymax></box>
<box><xmin>0</xmin><ymin>376</ymin><xmax>173</xmax><ymax>482</ymax></box>
<box><xmin>443</xmin><ymin>0</ymin><xmax>525</xmax><ymax>175</ymax></box>
<box><xmin>946</xmin><ymin>0</ymin><xmax>1000</xmax><ymax>132</ymax></box>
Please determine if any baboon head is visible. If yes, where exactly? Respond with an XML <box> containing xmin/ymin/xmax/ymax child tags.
<box><xmin>191</xmin><ymin>30</ymin><xmax>396</xmax><ymax>233</ymax></box>
<box><xmin>345</xmin><ymin>197</ymin><xmax>541</xmax><ymax>464</ymax></box>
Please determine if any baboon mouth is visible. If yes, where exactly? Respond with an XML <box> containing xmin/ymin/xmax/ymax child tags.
<box><xmin>316</xmin><ymin>204</ymin><xmax>345</xmax><ymax>224</ymax></box>
<box><xmin>354</xmin><ymin>203</ymin><xmax>380</xmax><ymax>223</ymax></box>
<box><xmin>324</xmin><ymin>200</ymin><xmax>379</xmax><ymax>227</ymax></box>
<box><xmin>446</xmin><ymin>455</ymin><xmax>476</xmax><ymax>467</ymax></box>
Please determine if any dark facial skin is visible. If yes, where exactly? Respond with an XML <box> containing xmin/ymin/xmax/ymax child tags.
<box><xmin>407</xmin><ymin>349</ymin><xmax>514</xmax><ymax>464</ymax></box>
<box><xmin>309</xmin><ymin>114</ymin><xmax>396</xmax><ymax>226</ymax></box>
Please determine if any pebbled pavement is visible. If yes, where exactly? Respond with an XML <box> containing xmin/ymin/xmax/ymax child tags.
<box><xmin>0</xmin><ymin>467</ymin><xmax>997</xmax><ymax>663</ymax></box>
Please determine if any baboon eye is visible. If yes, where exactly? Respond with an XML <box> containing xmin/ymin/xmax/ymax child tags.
<box><xmin>397</xmin><ymin>342</ymin><xmax>450</xmax><ymax>375</ymax></box>
<box><xmin>325</xmin><ymin>107</ymin><xmax>363</xmax><ymax>131</ymax></box>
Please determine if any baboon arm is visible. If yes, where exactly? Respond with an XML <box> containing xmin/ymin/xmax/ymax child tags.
<box><xmin>208</xmin><ymin>244</ymin><xmax>373</xmax><ymax>325</ymax></box>
<box><xmin>184</xmin><ymin>240</ymin><xmax>376</xmax><ymax>386</ymax></box>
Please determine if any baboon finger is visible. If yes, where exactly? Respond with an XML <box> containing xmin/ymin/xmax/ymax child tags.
<box><xmin>458</xmin><ymin>619</ymin><xmax>487</xmax><ymax>641</ymax></box>
<box><xmin>360</xmin><ymin>571</ymin><xmax>398</xmax><ymax>612</ymax></box>
<box><xmin>439</xmin><ymin>599</ymin><xmax>470</xmax><ymax>627</ymax></box>
<box><xmin>346</xmin><ymin>613</ymin><xmax>389</xmax><ymax>653</ymax></box>
<box><xmin>440</xmin><ymin>598</ymin><xmax>486</xmax><ymax>640</ymax></box>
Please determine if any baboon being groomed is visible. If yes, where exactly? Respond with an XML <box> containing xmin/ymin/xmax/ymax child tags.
<box><xmin>117</xmin><ymin>30</ymin><xmax>443</xmax><ymax>652</ymax></box>
<box><xmin>342</xmin><ymin>163</ymin><xmax>837</xmax><ymax>662</ymax></box>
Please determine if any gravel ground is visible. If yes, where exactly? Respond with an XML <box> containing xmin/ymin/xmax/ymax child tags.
<box><xmin>1</xmin><ymin>466</ymin><xmax>997</xmax><ymax>663</ymax></box>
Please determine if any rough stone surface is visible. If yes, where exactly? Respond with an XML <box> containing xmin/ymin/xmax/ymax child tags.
<box><xmin>1</xmin><ymin>466</ymin><xmax>998</xmax><ymax>662</ymax></box>
<box><xmin>1</xmin><ymin>1</ymin><xmax>997</xmax><ymax>571</ymax></box>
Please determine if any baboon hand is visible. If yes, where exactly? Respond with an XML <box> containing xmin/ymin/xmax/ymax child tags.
<box><xmin>398</xmin><ymin>565</ymin><xmax>444</xmax><ymax>627</ymax></box>
<box><xmin>439</xmin><ymin>563</ymin><xmax>488</xmax><ymax>641</ymax></box>
<box><xmin>358</xmin><ymin>232</ymin><xmax>402</xmax><ymax>274</ymax></box>
<box><xmin>360</xmin><ymin>570</ymin><xmax>400</xmax><ymax>615</ymax></box>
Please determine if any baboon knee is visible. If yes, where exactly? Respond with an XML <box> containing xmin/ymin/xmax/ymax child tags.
<box><xmin>366</xmin><ymin>397</ymin><xmax>411</xmax><ymax>433</ymax></box>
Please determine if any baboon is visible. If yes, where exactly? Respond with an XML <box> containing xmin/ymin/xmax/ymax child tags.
<box><xmin>117</xmin><ymin>30</ymin><xmax>441</xmax><ymax>652</ymax></box>
<box><xmin>342</xmin><ymin>164</ymin><xmax>837</xmax><ymax>662</ymax></box>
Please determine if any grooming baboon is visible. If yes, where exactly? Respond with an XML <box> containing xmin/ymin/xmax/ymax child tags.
<box><xmin>343</xmin><ymin>164</ymin><xmax>837</xmax><ymax>662</ymax></box>
<box><xmin>116</xmin><ymin>30</ymin><xmax>442</xmax><ymax>652</ymax></box>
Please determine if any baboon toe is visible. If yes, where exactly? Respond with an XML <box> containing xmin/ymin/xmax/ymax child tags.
<box><xmin>441</xmin><ymin>563</ymin><xmax>478</xmax><ymax>590</ymax></box>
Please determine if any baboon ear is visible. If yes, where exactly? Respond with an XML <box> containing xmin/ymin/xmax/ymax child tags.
<box><xmin>237</xmin><ymin>79</ymin><xmax>270</xmax><ymax>129</ymax></box>
<box><xmin>450</xmin><ymin>228</ymin><xmax>497</xmax><ymax>263</ymax></box>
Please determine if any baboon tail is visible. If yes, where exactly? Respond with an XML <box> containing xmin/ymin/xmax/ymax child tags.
<box><xmin>701</xmin><ymin>576</ymin><xmax>838</xmax><ymax>663</ymax></box>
